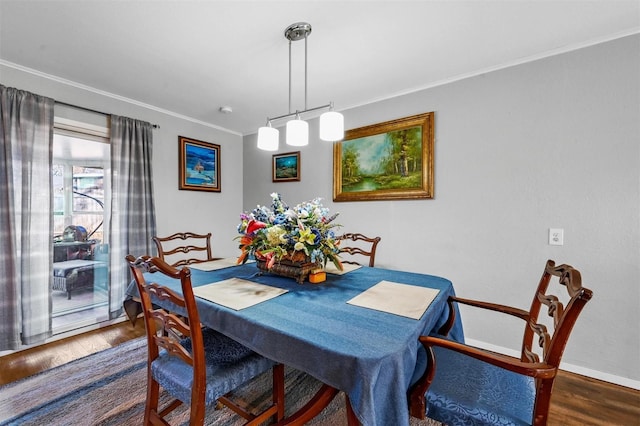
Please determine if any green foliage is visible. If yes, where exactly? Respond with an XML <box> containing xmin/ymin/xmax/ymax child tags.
<box><xmin>341</xmin><ymin>126</ymin><xmax>423</xmax><ymax>191</ymax></box>
<box><xmin>341</xmin><ymin>145</ymin><xmax>360</xmax><ymax>178</ymax></box>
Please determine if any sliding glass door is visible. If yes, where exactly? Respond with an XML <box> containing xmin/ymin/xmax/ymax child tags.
<box><xmin>52</xmin><ymin>124</ymin><xmax>110</xmax><ymax>333</ymax></box>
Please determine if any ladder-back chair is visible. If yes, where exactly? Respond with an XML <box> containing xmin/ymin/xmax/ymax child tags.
<box><xmin>153</xmin><ymin>232</ymin><xmax>215</xmax><ymax>267</ymax></box>
<box><xmin>126</xmin><ymin>255</ymin><xmax>284</xmax><ymax>425</ymax></box>
<box><xmin>409</xmin><ymin>259</ymin><xmax>593</xmax><ymax>425</ymax></box>
<box><xmin>337</xmin><ymin>233</ymin><xmax>381</xmax><ymax>267</ymax></box>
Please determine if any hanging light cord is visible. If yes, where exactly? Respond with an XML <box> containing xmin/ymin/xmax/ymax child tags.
<box><xmin>286</xmin><ymin>31</ymin><xmax>308</xmax><ymax>117</ymax></box>
<box><xmin>267</xmin><ymin>23</ymin><xmax>331</xmax><ymax>125</ymax></box>
<box><xmin>288</xmin><ymin>37</ymin><xmax>292</xmax><ymax>115</ymax></box>
<box><xmin>304</xmin><ymin>31</ymin><xmax>308</xmax><ymax>111</ymax></box>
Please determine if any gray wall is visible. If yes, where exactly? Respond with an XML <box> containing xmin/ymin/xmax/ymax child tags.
<box><xmin>243</xmin><ymin>35</ymin><xmax>640</xmax><ymax>386</ymax></box>
<box><xmin>1</xmin><ymin>64</ymin><xmax>245</xmax><ymax>258</ymax></box>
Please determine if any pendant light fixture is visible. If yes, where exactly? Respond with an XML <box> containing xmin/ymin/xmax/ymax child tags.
<box><xmin>257</xmin><ymin>22</ymin><xmax>344</xmax><ymax>151</ymax></box>
<box><xmin>256</xmin><ymin>121</ymin><xmax>279</xmax><ymax>151</ymax></box>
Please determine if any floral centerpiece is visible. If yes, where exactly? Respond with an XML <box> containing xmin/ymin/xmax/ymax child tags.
<box><xmin>236</xmin><ymin>193</ymin><xmax>343</xmax><ymax>275</ymax></box>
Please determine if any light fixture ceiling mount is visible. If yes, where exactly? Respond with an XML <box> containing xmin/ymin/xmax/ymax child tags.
<box><xmin>256</xmin><ymin>22</ymin><xmax>344</xmax><ymax>151</ymax></box>
<box><xmin>284</xmin><ymin>22</ymin><xmax>311</xmax><ymax>42</ymax></box>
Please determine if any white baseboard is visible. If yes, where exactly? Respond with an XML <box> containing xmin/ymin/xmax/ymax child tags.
<box><xmin>465</xmin><ymin>338</ymin><xmax>640</xmax><ymax>391</ymax></box>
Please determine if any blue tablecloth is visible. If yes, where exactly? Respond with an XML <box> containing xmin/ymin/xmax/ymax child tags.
<box><xmin>126</xmin><ymin>263</ymin><xmax>463</xmax><ymax>426</ymax></box>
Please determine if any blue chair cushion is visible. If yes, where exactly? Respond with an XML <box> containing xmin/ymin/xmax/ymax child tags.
<box><xmin>151</xmin><ymin>328</ymin><xmax>275</xmax><ymax>405</ymax></box>
<box><xmin>424</xmin><ymin>346</ymin><xmax>536</xmax><ymax>426</ymax></box>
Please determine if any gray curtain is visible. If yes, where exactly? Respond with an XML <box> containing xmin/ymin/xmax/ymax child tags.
<box><xmin>109</xmin><ymin>115</ymin><xmax>156</xmax><ymax>319</ymax></box>
<box><xmin>0</xmin><ymin>85</ymin><xmax>54</xmax><ymax>350</ymax></box>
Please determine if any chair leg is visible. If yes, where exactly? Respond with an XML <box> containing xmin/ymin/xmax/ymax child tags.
<box><xmin>190</xmin><ymin>396</ymin><xmax>206</xmax><ymax>426</ymax></box>
<box><xmin>145</xmin><ymin>373</ymin><xmax>161</xmax><ymax>424</ymax></box>
<box><xmin>345</xmin><ymin>396</ymin><xmax>361</xmax><ymax>425</ymax></box>
<box><xmin>273</xmin><ymin>363</ymin><xmax>285</xmax><ymax>421</ymax></box>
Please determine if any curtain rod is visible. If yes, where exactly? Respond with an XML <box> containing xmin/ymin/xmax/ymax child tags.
<box><xmin>55</xmin><ymin>100</ymin><xmax>160</xmax><ymax>129</ymax></box>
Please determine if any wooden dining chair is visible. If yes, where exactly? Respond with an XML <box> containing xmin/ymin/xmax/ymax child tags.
<box><xmin>153</xmin><ymin>232</ymin><xmax>215</xmax><ymax>267</ymax></box>
<box><xmin>409</xmin><ymin>259</ymin><xmax>593</xmax><ymax>425</ymax></box>
<box><xmin>337</xmin><ymin>233</ymin><xmax>381</xmax><ymax>267</ymax></box>
<box><xmin>126</xmin><ymin>255</ymin><xmax>285</xmax><ymax>426</ymax></box>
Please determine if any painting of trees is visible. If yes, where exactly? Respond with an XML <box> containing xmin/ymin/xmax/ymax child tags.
<box><xmin>341</xmin><ymin>145</ymin><xmax>360</xmax><ymax>185</ymax></box>
<box><xmin>333</xmin><ymin>112</ymin><xmax>434</xmax><ymax>201</ymax></box>
<box><xmin>382</xmin><ymin>126</ymin><xmax>422</xmax><ymax>177</ymax></box>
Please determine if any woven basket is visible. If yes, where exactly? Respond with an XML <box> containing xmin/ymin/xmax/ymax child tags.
<box><xmin>256</xmin><ymin>254</ymin><xmax>318</xmax><ymax>284</ymax></box>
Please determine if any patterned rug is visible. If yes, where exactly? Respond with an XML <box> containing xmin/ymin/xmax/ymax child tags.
<box><xmin>0</xmin><ymin>337</ymin><xmax>441</xmax><ymax>425</ymax></box>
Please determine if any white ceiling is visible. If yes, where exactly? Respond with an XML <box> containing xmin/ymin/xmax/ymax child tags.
<box><xmin>1</xmin><ymin>1</ymin><xmax>638</xmax><ymax>136</ymax></box>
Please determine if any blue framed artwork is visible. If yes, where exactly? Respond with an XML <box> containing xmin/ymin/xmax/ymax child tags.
<box><xmin>179</xmin><ymin>136</ymin><xmax>221</xmax><ymax>192</ymax></box>
<box><xmin>272</xmin><ymin>151</ymin><xmax>300</xmax><ymax>182</ymax></box>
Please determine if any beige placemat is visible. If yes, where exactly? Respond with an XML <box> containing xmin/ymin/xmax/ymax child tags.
<box><xmin>325</xmin><ymin>262</ymin><xmax>362</xmax><ymax>275</ymax></box>
<box><xmin>188</xmin><ymin>257</ymin><xmax>253</xmax><ymax>271</ymax></box>
<box><xmin>193</xmin><ymin>278</ymin><xmax>288</xmax><ymax>310</ymax></box>
<box><xmin>347</xmin><ymin>280</ymin><xmax>440</xmax><ymax>320</ymax></box>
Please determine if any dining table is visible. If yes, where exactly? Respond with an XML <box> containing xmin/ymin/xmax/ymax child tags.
<box><xmin>124</xmin><ymin>259</ymin><xmax>464</xmax><ymax>426</ymax></box>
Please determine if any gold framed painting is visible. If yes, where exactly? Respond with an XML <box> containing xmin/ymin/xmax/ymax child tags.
<box><xmin>178</xmin><ymin>136</ymin><xmax>221</xmax><ymax>192</ymax></box>
<box><xmin>333</xmin><ymin>112</ymin><xmax>434</xmax><ymax>202</ymax></box>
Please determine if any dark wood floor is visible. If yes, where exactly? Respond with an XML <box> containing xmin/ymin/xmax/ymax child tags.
<box><xmin>1</xmin><ymin>321</ymin><xmax>638</xmax><ymax>425</ymax></box>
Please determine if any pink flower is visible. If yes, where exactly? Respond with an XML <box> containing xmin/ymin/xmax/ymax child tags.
<box><xmin>266</xmin><ymin>252</ymin><xmax>276</xmax><ymax>269</ymax></box>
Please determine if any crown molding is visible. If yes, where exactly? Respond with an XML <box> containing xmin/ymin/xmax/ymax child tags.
<box><xmin>0</xmin><ymin>59</ymin><xmax>242</xmax><ymax>137</ymax></box>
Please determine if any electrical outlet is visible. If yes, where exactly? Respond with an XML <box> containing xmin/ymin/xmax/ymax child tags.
<box><xmin>549</xmin><ymin>228</ymin><xmax>564</xmax><ymax>246</ymax></box>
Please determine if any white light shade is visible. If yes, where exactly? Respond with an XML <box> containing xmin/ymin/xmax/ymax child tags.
<box><xmin>319</xmin><ymin>111</ymin><xmax>344</xmax><ymax>141</ymax></box>
<box><xmin>286</xmin><ymin>119</ymin><xmax>309</xmax><ymax>146</ymax></box>
<box><xmin>257</xmin><ymin>126</ymin><xmax>279</xmax><ymax>151</ymax></box>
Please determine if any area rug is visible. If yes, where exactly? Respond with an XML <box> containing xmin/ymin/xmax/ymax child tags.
<box><xmin>0</xmin><ymin>338</ymin><xmax>441</xmax><ymax>425</ymax></box>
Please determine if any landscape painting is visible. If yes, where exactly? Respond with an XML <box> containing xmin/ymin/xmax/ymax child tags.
<box><xmin>333</xmin><ymin>112</ymin><xmax>434</xmax><ymax>201</ymax></box>
<box><xmin>273</xmin><ymin>151</ymin><xmax>300</xmax><ymax>182</ymax></box>
<box><xmin>179</xmin><ymin>136</ymin><xmax>221</xmax><ymax>192</ymax></box>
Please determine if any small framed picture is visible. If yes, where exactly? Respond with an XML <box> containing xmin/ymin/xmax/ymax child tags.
<box><xmin>272</xmin><ymin>151</ymin><xmax>301</xmax><ymax>182</ymax></box>
<box><xmin>178</xmin><ymin>136</ymin><xmax>221</xmax><ymax>192</ymax></box>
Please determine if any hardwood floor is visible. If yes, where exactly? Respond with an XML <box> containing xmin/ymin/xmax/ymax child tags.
<box><xmin>0</xmin><ymin>321</ymin><xmax>638</xmax><ymax>425</ymax></box>
<box><xmin>0</xmin><ymin>319</ymin><xmax>146</xmax><ymax>386</ymax></box>
<box><xmin>550</xmin><ymin>372</ymin><xmax>640</xmax><ymax>425</ymax></box>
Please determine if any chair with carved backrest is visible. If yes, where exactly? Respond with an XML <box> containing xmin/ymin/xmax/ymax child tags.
<box><xmin>126</xmin><ymin>255</ymin><xmax>284</xmax><ymax>425</ymax></box>
<box><xmin>337</xmin><ymin>233</ymin><xmax>381</xmax><ymax>267</ymax></box>
<box><xmin>153</xmin><ymin>232</ymin><xmax>215</xmax><ymax>267</ymax></box>
<box><xmin>409</xmin><ymin>259</ymin><xmax>593</xmax><ymax>425</ymax></box>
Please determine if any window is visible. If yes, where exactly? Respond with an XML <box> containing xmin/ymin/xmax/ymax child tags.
<box><xmin>53</xmin><ymin>165</ymin><xmax>106</xmax><ymax>243</ymax></box>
